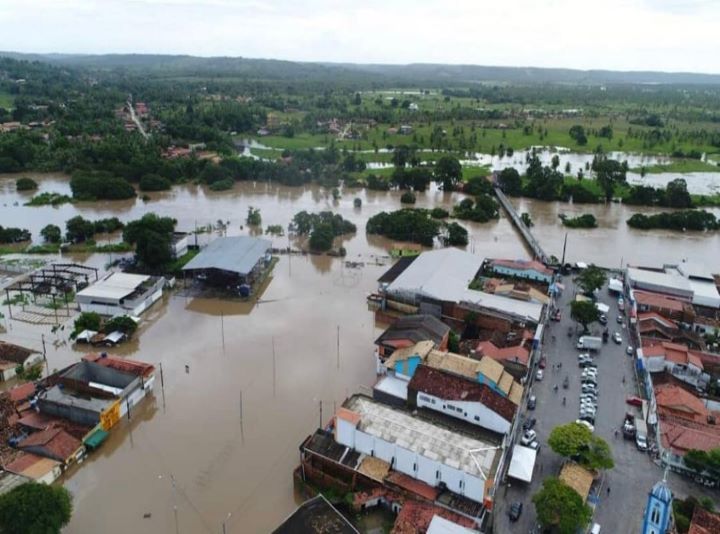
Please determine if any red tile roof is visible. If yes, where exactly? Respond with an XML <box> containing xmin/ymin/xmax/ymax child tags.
<box><xmin>8</xmin><ymin>382</ymin><xmax>36</xmax><ymax>403</ymax></box>
<box><xmin>392</xmin><ymin>499</ymin><xmax>476</xmax><ymax>534</ymax></box>
<box><xmin>659</xmin><ymin>416</ymin><xmax>720</xmax><ymax>455</ymax></box>
<box><xmin>491</xmin><ymin>259</ymin><xmax>552</xmax><ymax>276</ymax></box>
<box><xmin>638</xmin><ymin>312</ymin><xmax>677</xmax><ymax>329</ymax></box>
<box><xmin>655</xmin><ymin>384</ymin><xmax>707</xmax><ymax>421</ymax></box>
<box><xmin>408</xmin><ymin>365</ymin><xmax>516</xmax><ymax>422</ymax></box>
<box><xmin>386</xmin><ymin>471</ymin><xmax>439</xmax><ymax>501</ymax></box>
<box><xmin>4</xmin><ymin>452</ymin><xmax>47</xmax><ymax>473</ymax></box>
<box><xmin>642</xmin><ymin>342</ymin><xmax>704</xmax><ymax>371</ymax></box>
<box><xmin>688</xmin><ymin>506</ymin><xmax>720</xmax><ymax>534</ymax></box>
<box><xmin>475</xmin><ymin>340</ymin><xmax>529</xmax><ymax>366</ymax></box>
<box><xmin>83</xmin><ymin>353</ymin><xmax>155</xmax><ymax>378</ymax></box>
<box><xmin>17</xmin><ymin>428</ymin><xmax>82</xmax><ymax>462</ymax></box>
<box><xmin>634</xmin><ymin>290</ymin><xmax>688</xmax><ymax>312</ymax></box>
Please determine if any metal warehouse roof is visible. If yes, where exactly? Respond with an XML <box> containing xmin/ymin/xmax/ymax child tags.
<box><xmin>627</xmin><ymin>268</ymin><xmax>692</xmax><ymax>294</ymax></box>
<box><xmin>76</xmin><ymin>272</ymin><xmax>150</xmax><ymax>301</ymax></box>
<box><xmin>386</xmin><ymin>249</ymin><xmax>543</xmax><ymax>322</ymax></box>
<box><xmin>183</xmin><ymin>236</ymin><xmax>271</xmax><ymax>276</ymax></box>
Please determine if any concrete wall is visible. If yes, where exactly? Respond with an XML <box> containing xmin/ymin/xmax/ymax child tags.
<box><xmin>334</xmin><ymin>421</ymin><xmax>487</xmax><ymax>503</ymax></box>
<box><xmin>492</xmin><ymin>265</ymin><xmax>551</xmax><ymax>284</ymax></box>
<box><xmin>416</xmin><ymin>392</ymin><xmax>511</xmax><ymax>435</ymax></box>
<box><xmin>394</xmin><ymin>356</ymin><xmax>421</xmax><ymax>379</ymax></box>
<box><xmin>38</xmin><ymin>399</ymin><xmax>101</xmax><ymax>427</ymax></box>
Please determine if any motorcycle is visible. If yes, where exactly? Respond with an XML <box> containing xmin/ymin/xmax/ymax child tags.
<box><xmin>563</xmin><ymin>376</ymin><xmax>569</xmax><ymax>389</ymax></box>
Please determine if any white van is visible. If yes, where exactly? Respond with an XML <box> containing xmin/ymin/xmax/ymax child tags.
<box><xmin>590</xmin><ymin>523</ymin><xmax>601</xmax><ymax>534</ymax></box>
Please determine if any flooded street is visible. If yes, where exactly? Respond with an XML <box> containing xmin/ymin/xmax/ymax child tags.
<box><xmin>1</xmin><ymin>173</ymin><xmax>719</xmax><ymax>532</ymax></box>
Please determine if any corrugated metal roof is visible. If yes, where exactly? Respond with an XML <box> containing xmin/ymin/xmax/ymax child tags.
<box><xmin>183</xmin><ymin>236</ymin><xmax>271</xmax><ymax>276</ymax></box>
<box><xmin>76</xmin><ymin>272</ymin><xmax>150</xmax><ymax>301</ymax></box>
<box><xmin>386</xmin><ymin>249</ymin><xmax>543</xmax><ymax>322</ymax></box>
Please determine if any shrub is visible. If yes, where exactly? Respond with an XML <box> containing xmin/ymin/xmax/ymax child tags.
<box><xmin>400</xmin><ymin>191</ymin><xmax>416</xmax><ymax>204</ymax></box>
<box><xmin>208</xmin><ymin>178</ymin><xmax>234</xmax><ymax>191</ymax></box>
<box><xmin>15</xmin><ymin>177</ymin><xmax>38</xmax><ymax>191</ymax></box>
<box><xmin>70</xmin><ymin>171</ymin><xmax>136</xmax><ymax>200</ymax></box>
<box><xmin>139</xmin><ymin>174</ymin><xmax>172</xmax><ymax>191</ymax></box>
<box><xmin>430</xmin><ymin>207</ymin><xmax>449</xmax><ymax>219</ymax></box>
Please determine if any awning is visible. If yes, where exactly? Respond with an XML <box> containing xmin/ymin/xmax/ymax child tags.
<box><xmin>76</xmin><ymin>330</ymin><xmax>98</xmax><ymax>343</ymax></box>
<box><xmin>595</xmin><ymin>302</ymin><xmax>610</xmax><ymax>313</ymax></box>
<box><xmin>508</xmin><ymin>445</ymin><xmax>537</xmax><ymax>482</ymax></box>
<box><xmin>608</xmin><ymin>278</ymin><xmax>623</xmax><ymax>293</ymax></box>
<box><xmin>84</xmin><ymin>428</ymin><xmax>109</xmax><ymax>450</ymax></box>
<box><xmin>104</xmin><ymin>331</ymin><xmax>126</xmax><ymax>344</ymax></box>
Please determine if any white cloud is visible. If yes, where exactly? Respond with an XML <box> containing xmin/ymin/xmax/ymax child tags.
<box><xmin>0</xmin><ymin>0</ymin><xmax>718</xmax><ymax>73</ymax></box>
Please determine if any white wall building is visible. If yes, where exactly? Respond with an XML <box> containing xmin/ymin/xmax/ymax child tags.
<box><xmin>334</xmin><ymin>395</ymin><xmax>500</xmax><ymax>504</ymax></box>
<box><xmin>76</xmin><ymin>272</ymin><xmax>165</xmax><ymax>317</ymax></box>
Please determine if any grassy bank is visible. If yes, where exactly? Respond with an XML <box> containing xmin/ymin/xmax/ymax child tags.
<box><xmin>631</xmin><ymin>159</ymin><xmax>720</xmax><ymax>174</ymax></box>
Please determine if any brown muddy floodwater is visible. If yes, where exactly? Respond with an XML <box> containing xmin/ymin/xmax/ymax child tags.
<box><xmin>0</xmin><ymin>173</ymin><xmax>719</xmax><ymax>533</ymax></box>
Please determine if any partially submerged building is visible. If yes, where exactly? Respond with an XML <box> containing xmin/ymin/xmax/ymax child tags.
<box><xmin>375</xmin><ymin>315</ymin><xmax>450</xmax><ymax>362</ymax></box>
<box><xmin>273</xmin><ymin>494</ymin><xmax>359</xmax><ymax>534</ymax></box>
<box><xmin>76</xmin><ymin>272</ymin><xmax>165</xmax><ymax>317</ymax></box>
<box><xmin>375</xmin><ymin>249</ymin><xmax>544</xmax><ymax>331</ymax></box>
<box><xmin>37</xmin><ymin>355</ymin><xmax>155</xmax><ymax>429</ymax></box>
<box><xmin>0</xmin><ymin>341</ymin><xmax>41</xmax><ymax>381</ymax></box>
<box><xmin>16</xmin><ymin>428</ymin><xmax>84</xmax><ymax>467</ymax></box>
<box><xmin>329</xmin><ymin>395</ymin><xmax>500</xmax><ymax>506</ymax></box>
<box><xmin>182</xmin><ymin>236</ymin><xmax>272</xmax><ymax>295</ymax></box>
<box><xmin>488</xmin><ymin>259</ymin><xmax>553</xmax><ymax>285</ymax></box>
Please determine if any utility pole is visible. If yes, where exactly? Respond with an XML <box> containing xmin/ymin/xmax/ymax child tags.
<box><xmin>319</xmin><ymin>400</ymin><xmax>323</xmax><ymax>429</ymax></box>
<box><xmin>272</xmin><ymin>336</ymin><xmax>276</xmax><ymax>397</ymax></box>
<box><xmin>220</xmin><ymin>311</ymin><xmax>225</xmax><ymax>353</ymax></box>
<box><xmin>336</xmin><ymin>325</ymin><xmax>340</xmax><ymax>370</ymax></box>
<box><xmin>159</xmin><ymin>362</ymin><xmax>166</xmax><ymax>410</ymax></box>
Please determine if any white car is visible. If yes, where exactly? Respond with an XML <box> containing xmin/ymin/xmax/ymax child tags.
<box><xmin>577</xmin><ymin>352</ymin><xmax>591</xmax><ymax>360</ymax></box>
<box><xmin>626</xmin><ymin>346</ymin><xmax>634</xmax><ymax>355</ymax></box>
<box><xmin>613</xmin><ymin>332</ymin><xmax>622</xmax><ymax>344</ymax></box>
<box><xmin>520</xmin><ymin>430</ymin><xmax>537</xmax><ymax>446</ymax></box>
<box><xmin>536</xmin><ymin>369</ymin><xmax>544</xmax><ymax>381</ymax></box>
<box><xmin>576</xmin><ymin>419</ymin><xmax>595</xmax><ymax>432</ymax></box>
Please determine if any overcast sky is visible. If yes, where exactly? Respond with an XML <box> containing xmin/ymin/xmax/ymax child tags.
<box><xmin>1</xmin><ymin>0</ymin><xmax>718</xmax><ymax>73</ymax></box>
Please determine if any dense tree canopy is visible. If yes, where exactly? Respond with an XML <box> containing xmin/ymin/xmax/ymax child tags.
<box><xmin>366</xmin><ymin>209</ymin><xmax>440</xmax><ymax>247</ymax></box>
<box><xmin>434</xmin><ymin>155</ymin><xmax>462</xmax><ymax>191</ymax></box>
<box><xmin>123</xmin><ymin>213</ymin><xmax>177</xmax><ymax>269</ymax></box>
<box><xmin>570</xmin><ymin>300</ymin><xmax>600</xmax><ymax>332</ymax></box>
<box><xmin>0</xmin><ymin>482</ymin><xmax>73</xmax><ymax>534</ymax></box>
<box><xmin>548</xmin><ymin>422</ymin><xmax>614</xmax><ymax>470</ymax></box>
<box><xmin>533</xmin><ymin>477</ymin><xmax>592</xmax><ymax>534</ymax></box>
<box><xmin>576</xmin><ymin>265</ymin><xmax>607</xmax><ymax>295</ymax></box>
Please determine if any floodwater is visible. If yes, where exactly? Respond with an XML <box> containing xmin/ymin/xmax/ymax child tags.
<box><xmin>0</xmin><ymin>173</ymin><xmax>719</xmax><ymax>532</ymax></box>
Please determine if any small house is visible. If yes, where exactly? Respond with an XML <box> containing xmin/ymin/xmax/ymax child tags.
<box><xmin>75</xmin><ymin>272</ymin><xmax>165</xmax><ymax>317</ymax></box>
<box><xmin>3</xmin><ymin>453</ymin><xmax>62</xmax><ymax>484</ymax></box>
<box><xmin>0</xmin><ymin>342</ymin><xmax>41</xmax><ymax>382</ymax></box>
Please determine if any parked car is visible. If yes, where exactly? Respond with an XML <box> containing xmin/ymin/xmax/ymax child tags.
<box><xmin>579</xmin><ymin>415</ymin><xmax>595</xmax><ymax>425</ymax></box>
<box><xmin>599</xmin><ymin>314</ymin><xmax>608</xmax><ymax>325</ymax></box>
<box><xmin>523</xmin><ymin>417</ymin><xmax>537</xmax><ymax>431</ymax></box>
<box><xmin>626</xmin><ymin>346</ymin><xmax>634</xmax><ymax>356</ymax></box>
<box><xmin>539</xmin><ymin>357</ymin><xmax>547</xmax><ymax>369</ymax></box>
<box><xmin>613</xmin><ymin>332</ymin><xmax>622</xmax><ymax>344</ymax></box>
<box><xmin>636</xmin><ymin>434</ymin><xmax>649</xmax><ymax>451</ymax></box>
<box><xmin>616</xmin><ymin>314</ymin><xmax>623</xmax><ymax>324</ymax></box>
<box><xmin>552</xmin><ymin>310</ymin><xmax>562</xmax><ymax>321</ymax></box>
<box><xmin>577</xmin><ymin>352</ymin><xmax>591</xmax><ymax>360</ymax></box>
<box><xmin>576</xmin><ymin>419</ymin><xmax>595</xmax><ymax>432</ymax></box>
<box><xmin>582</xmin><ymin>385</ymin><xmax>599</xmax><ymax>394</ymax></box>
<box><xmin>528</xmin><ymin>395</ymin><xmax>537</xmax><ymax>410</ymax></box>
<box><xmin>521</xmin><ymin>430</ymin><xmax>537</xmax><ymax>446</ymax></box>
<box><xmin>580</xmin><ymin>407</ymin><xmax>597</xmax><ymax>417</ymax></box>
<box><xmin>626</xmin><ymin>395</ymin><xmax>643</xmax><ymax>407</ymax></box>
<box><xmin>536</xmin><ymin>369</ymin><xmax>544</xmax><ymax>381</ymax></box>
<box><xmin>579</xmin><ymin>360</ymin><xmax>596</xmax><ymax>368</ymax></box>
<box><xmin>509</xmin><ymin>502</ymin><xmax>523</xmax><ymax>521</ymax></box>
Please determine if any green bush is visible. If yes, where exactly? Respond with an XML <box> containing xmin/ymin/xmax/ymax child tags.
<box><xmin>70</xmin><ymin>171</ymin><xmax>136</xmax><ymax>200</ymax></box>
<box><xmin>560</xmin><ymin>214</ymin><xmax>598</xmax><ymax>228</ymax></box>
<box><xmin>208</xmin><ymin>178</ymin><xmax>234</xmax><ymax>191</ymax></box>
<box><xmin>400</xmin><ymin>191</ymin><xmax>416</xmax><ymax>204</ymax></box>
<box><xmin>430</xmin><ymin>207</ymin><xmax>449</xmax><ymax>219</ymax></box>
<box><xmin>15</xmin><ymin>177</ymin><xmax>38</xmax><ymax>191</ymax></box>
<box><xmin>139</xmin><ymin>174</ymin><xmax>172</xmax><ymax>191</ymax></box>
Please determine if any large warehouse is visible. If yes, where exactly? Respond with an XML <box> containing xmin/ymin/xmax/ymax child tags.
<box><xmin>182</xmin><ymin>236</ymin><xmax>273</xmax><ymax>295</ymax></box>
<box><xmin>75</xmin><ymin>272</ymin><xmax>165</xmax><ymax>317</ymax></box>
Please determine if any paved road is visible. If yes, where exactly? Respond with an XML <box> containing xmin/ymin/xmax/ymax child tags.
<box><xmin>127</xmin><ymin>98</ymin><xmax>149</xmax><ymax>139</ymax></box>
<box><xmin>493</xmin><ymin>275</ymin><xmax>718</xmax><ymax>533</ymax></box>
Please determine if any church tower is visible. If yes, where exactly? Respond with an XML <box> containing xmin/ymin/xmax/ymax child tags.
<box><xmin>640</xmin><ymin>475</ymin><xmax>672</xmax><ymax>534</ymax></box>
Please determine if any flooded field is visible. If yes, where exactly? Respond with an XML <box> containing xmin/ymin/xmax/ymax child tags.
<box><xmin>1</xmin><ymin>173</ymin><xmax>719</xmax><ymax>532</ymax></box>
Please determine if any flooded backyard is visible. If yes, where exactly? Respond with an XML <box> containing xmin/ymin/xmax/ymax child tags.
<box><xmin>1</xmin><ymin>172</ymin><xmax>720</xmax><ymax>532</ymax></box>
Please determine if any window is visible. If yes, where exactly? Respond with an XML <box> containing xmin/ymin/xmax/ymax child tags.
<box><xmin>651</xmin><ymin>505</ymin><xmax>660</xmax><ymax>523</ymax></box>
<box><xmin>474</xmin><ymin>415</ymin><xmax>480</xmax><ymax>421</ymax></box>
<box><xmin>413</xmin><ymin>462</ymin><xmax>417</xmax><ymax>471</ymax></box>
<box><xmin>436</xmin><ymin>470</ymin><xmax>440</xmax><ymax>480</ymax></box>
<box><xmin>459</xmin><ymin>480</ymin><xmax>464</xmax><ymax>490</ymax></box>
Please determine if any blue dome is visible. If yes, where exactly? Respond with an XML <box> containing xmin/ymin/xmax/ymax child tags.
<box><xmin>651</xmin><ymin>480</ymin><xmax>672</xmax><ymax>503</ymax></box>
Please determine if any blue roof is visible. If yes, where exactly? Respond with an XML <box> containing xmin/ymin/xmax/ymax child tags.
<box><xmin>651</xmin><ymin>480</ymin><xmax>672</xmax><ymax>503</ymax></box>
<box><xmin>182</xmin><ymin>236</ymin><xmax>271</xmax><ymax>276</ymax></box>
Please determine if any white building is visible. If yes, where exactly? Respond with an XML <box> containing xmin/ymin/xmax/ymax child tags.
<box><xmin>75</xmin><ymin>272</ymin><xmax>165</xmax><ymax>317</ymax></box>
<box><xmin>408</xmin><ymin>365</ymin><xmax>517</xmax><ymax>435</ymax></box>
<box><xmin>334</xmin><ymin>395</ymin><xmax>500</xmax><ymax>504</ymax></box>
<box><xmin>626</xmin><ymin>263</ymin><xmax>720</xmax><ymax>309</ymax></box>
<box><xmin>384</xmin><ymin>249</ymin><xmax>543</xmax><ymax>323</ymax></box>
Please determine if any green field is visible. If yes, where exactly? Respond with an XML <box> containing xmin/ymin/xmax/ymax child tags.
<box><xmin>0</xmin><ymin>91</ymin><xmax>13</xmax><ymax>110</ymax></box>
<box><xmin>631</xmin><ymin>159</ymin><xmax>720</xmax><ymax>174</ymax></box>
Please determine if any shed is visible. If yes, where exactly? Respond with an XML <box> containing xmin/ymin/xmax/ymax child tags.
<box><xmin>83</xmin><ymin>427</ymin><xmax>109</xmax><ymax>450</ymax></box>
<box><xmin>559</xmin><ymin>462</ymin><xmax>595</xmax><ymax>502</ymax></box>
<box><xmin>507</xmin><ymin>445</ymin><xmax>537</xmax><ymax>482</ymax></box>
